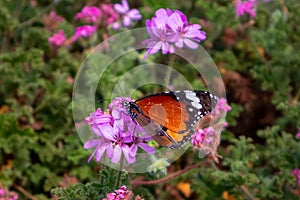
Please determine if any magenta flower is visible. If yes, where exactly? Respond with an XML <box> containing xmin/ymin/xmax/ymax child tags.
<box><xmin>84</xmin><ymin>98</ymin><xmax>155</xmax><ymax>164</ymax></box>
<box><xmin>143</xmin><ymin>16</ymin><xmax>176</xmax><ymax>59</ymax></box>
<box><xmin>0</xmin><ymin>188</ymin><xmax>18</xmax><ymax>200</ymax></box>
<box><xmin>212</xmin><ymin>97</ymin><xmax>231</xmax><ymax>116</ymax></box>
<box><xmin>114</xmin><ymin>0</ymin><xmax>142</xmax><ymax>27</ymax></box>
<box><xmin>100</xmin><ymin>3</ymin><xmax>119</xmax><ymax>25</ymax></box>
<box><xmin>75</xmin><ymin>6</ymin><xmax>102</xmax><ymax>23</ymax></box>
<box><xmin>191</xmin><ymin>127</ymin><xmax>216</xmax><ymax>148</ymax></box>
<box><xmin>191</xmin><ymin>98</ymin><xmax>231</xmax><ymax>152</ymax></box>
<box><xmin>103</xmin><ymin>185</ymin><xmax>128</xmax><ymax>200</ymax></box>
<box><xmin>74</xmin><ymin>25</ymin><xmax>97</xmax><ymax>39</ymax></box>
<box><xmin>168</xmin><ymin>10</ymin><xmax>206</xmax><ymax>49</ymax></box>
<box><xmin>296</xmin><ymin>129</ymin><xmax>300</xmax><ymax>138</ymax></box>
<box><xmin>48</xmin><ymin>30</ymin><xmax>66</xmax><ymax>47</ymax></box>
<box><xmin>143</xmin><ymin>8</ymin><xmax>206</xmax><ymax>60</ymax></box>
<box><xmin>48</xmin><ymin>11</ymin><xmax>64</xmax><ymax>22</ymax></box>
<box><xmin>292</xmin><ymin>169</ymin><xmax>300</xmax><ymax>186</ymax></box>
<box><xmin>235</xmin><ymin>0</ymin><xmax>257</xmax><ymax>18</ymax></box>
<box><xmin>0</xmin><ymin>189</ymin><xmax>5</xmax><ymax>197</ymax></box>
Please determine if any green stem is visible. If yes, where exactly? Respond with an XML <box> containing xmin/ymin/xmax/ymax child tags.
<box><xmin>115</xmin><ymin>155</ymin><xmax>124</xmax><ymax>189</ymax></box>
<box><xmin>165</xmin><ymin>54</ymin><xmax>176</xmax><ymax>89</ymax></box>
<box><xmin>240</xmin><ymin>185</ymin><xmax>257</xmax><ymax>200</ymax></box>
<box><xmin>18</xmin><ymin>2</ymin><xmax>56</xmax><ymax>28</ymax></box>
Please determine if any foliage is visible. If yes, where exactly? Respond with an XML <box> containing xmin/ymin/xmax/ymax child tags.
<box><xmin>0</xmin><ymin>0</ymin><xmax>299</xmax><ymax>199</ymax></box>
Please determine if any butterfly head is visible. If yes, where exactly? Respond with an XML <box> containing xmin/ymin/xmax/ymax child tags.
<box><xmin>122</xmin><ymin>100</ymin><xmax>139</xmax><ymax>121</ymax></box>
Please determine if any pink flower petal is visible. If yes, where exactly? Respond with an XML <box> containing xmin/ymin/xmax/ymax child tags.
<box><xmin>95</xmin><ymin>145</ymin><xmax>107</xmax><ymax>161</ymax></box>
<box><xmin>114</xmin><ymin>3</ymin><xmax>127</xmax><ymax>14</ymax></box>
<box><xmin>123</xmin><ymin>16</ymin><xmax>131</xmax><ymax>26</ymax></box>
<box><xmin>168</xmin><ymin>12</ymin><xmax>184</xmax><ymax>32</ymax></box>
<box><xmin>128</xmin><ymin>9</ymin><xmax>142</xmax><ymax>20</ymax></box>
<box><xmin>121</xmin><ymin>0</ymin><xmax>129</xmax><ymax>11</ymax></box>
<box><xmin>175</xmin><ymin>39</ymin><xmax>184</xmax><ymax>48</ymax></box>
<box><xmin>138</xmin><ymin>143</ymin><xmax>155</xmax><ymax>154</ymax></box>
<box><xmin>183</xmin><ymin>38</ymin><xmax>199</xmax><ymax>49</ymax></box>
<box><xmin>84</xmin><ymin>139</ymin><xmax>100</xmax><ymax>149</ymax></box>
<box><xmin>122</xmin><ymin>145</ymin><xmax>136</xmax><ymax>164</ymax></box>
<box><xmin>106</xmin><ymin>142</ymin><xmax>114</xmax><ymax>158</ymax></box>
<box><xmin>111</xmin><ymin>145</ymin><xmax>122</xmax><ymax>163</ymax></box>
<box><xmin>101</xmin><ymin>125</ymin><xmax>116</xmax><ymax>141</ymax></box>
<box><xmin>130</xmin><ymin>144</ymin><xmax>138</xmax><ymax>157</ymax></box>
<box><xmin>149</xmin><ymin>41</ymin><xmax>163</xmax><ymax>54</ymax></box>
<box><xmin>161</xmin><ymin>42</ymin><xmax>170</xmax><ymax>54</ymax></box>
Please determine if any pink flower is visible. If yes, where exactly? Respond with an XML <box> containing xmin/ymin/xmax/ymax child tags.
<box><xmin>292</xmin><ymin>169</ymin><xmax>300</xmax><ymax>186</ymax></box>
<box><xmin>75</xmin><ymin>6</ymin><xmax>102</xmax><ymax>23</ymax></box>
<box><xmin>143</xmin><ymin>15</ymin><xmax>176</xmax><ymax>59</ymax></box>
<box><xmin>74</xmin><ymin>25</ymin><xmax>97</xmax><ymax>39</ymax></box>
<box><xmin>48</xmin><ymin>30</ymin><xmax>66</xmax><ymax>47</ymax></box>
<box><xmin>103</xmin><ymin>185</ymin><xmax>128</xmax><ymax>200</ymax></box>
<box><xmin>100</xmin><ymin>3</ymin><xmax>119</xmax><ymax>25</ymax></box>
<box><xmin>212</xmin><ymin>97</ymin><xmax>231</xmax><ymax>116</ymax></box>
<box><xmin>235</xmin><ymin>0</ymin><xmax>257</xmax><ymax>18</ymax></box>
<box><xmin>143</xmin><ymin>8</ymin><xmax>206</xmax><ymax>60</ymax></box>
<box><xmin>114</xmin><ymin>0</ymin><xmax>142</xmax><ymax>27</ymax></box>
<box><xmin>296</xmin><ymin>129</ymin><xmax>300</xmax><ymax>138</ymax></box>
<box><xmin>48</xmin><ymin>11</ymin><xmax>64</xmax><ymax>23</ymax></box>
<box><xmin>191</xmin><ymin>127</ymin><xmax>216</xmax><ymax>148</ymax></box>
<box><xmin>0</xmin><ymin>188</ymin><xmax>18</xmax><ymax>200</ymax></box>
<box><xmin>84</xmin><ymin>98</ymin><xmax>155</xmax><ymax>164</ymax></box>
<box><xmin>168</xmin><ymin>10</ymin><xmax>206</xmax><ymax>49</ymax></box>
<box><xmin>0</xmin><ymin>189</ymin><xmax>5</xmax><ymax>197</ymax></box>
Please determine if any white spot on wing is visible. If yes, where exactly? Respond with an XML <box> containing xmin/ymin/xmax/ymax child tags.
<box><xmin>192</xmin><ymin>101</ymin><xmax>202</xmax><ymax>109</ymax></box>
<box><xmin>185</xmin><ymin>91</ymin><xmax>198</xmax><ymax>101</ymax></box>
<box><xmin>184</xmin><ymin>91</ymin><xmax>203</xmax><ymax>109</ymax></box>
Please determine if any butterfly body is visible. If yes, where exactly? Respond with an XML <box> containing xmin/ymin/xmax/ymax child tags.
<box><xmin>122</xmin><ymin>90</ymin><xmax>218</xmax><ymax>148</ymax></box>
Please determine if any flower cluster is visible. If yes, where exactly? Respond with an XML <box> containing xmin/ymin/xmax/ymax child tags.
<box><xmin>48</xmin><ymin>0</ymin><xmax>141</xmax><ymax>47</ymax></box>
<box><xmin>103</xmin><ymin>185</ymin><xmax>127</xmax><ymax>200</ymax></box>
<box><xmin>73</xmin><ymin>25</ymin><xmax>98</xmax><ymax>39</ymax></box>
<box><xmin>0</xmin><ymin>188</ymin><xmax>18</xmax><ymax>200</ymax></box>
<box><xmin>292</xmin><ymin>169</ymin><xmax>300</xmax><ymax>186</ymax></box>
<box><xmin>212</xmin><ymin>97</ymin><xmax>232</xmax><ymax>117</ymax></box>
<box><xmin>43</xmin><ymin>11</ymin><xmax>65</xmax><ymax>31</ymax></box>
<box><xmin>235</xmin><ymin>0</ymin><xmax>257</xmax><ymax>18</ymax></box>
<box><xmin>191</xmin><ymin>127</ymin><xmax>215</xmax><ymax>148</ymax></box>
<box><xmin>100</xmin><ymin>4</ymin><xmax>120</xmax><ymax>28</ymax></box>
<box><xmin>103</xmin><ymin>185</ymin><xmax>144</xmax><ymax>200</ymax></box>
<box><xmin>84</xmin><ymin>98</ymin><xmax>155</xmax><ymax>164</ymax></box>
<box><xmin>75</xmin><ymin>6</ymin><xmax>102</xmax><ymax>23</ymax></box>
<box><xmin>143</xmin><ymin>8</ymin><xmax>206</xmax><ymax>59</ymax></box>
<box><xmin>48</xmin><ymin>30</ymin><xmax>66</xmax><ymax>47</ymax></box>
<box><xmin>191</xmin><ymin>97</ymin><xmax>231</xmax><ymax>158</ymax></box>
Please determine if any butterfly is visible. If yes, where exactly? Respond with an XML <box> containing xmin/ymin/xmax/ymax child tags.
<box><xmin>122</xmin><ymin>90</ymin><xmax>218</xmax><ymax>149</ymax></box>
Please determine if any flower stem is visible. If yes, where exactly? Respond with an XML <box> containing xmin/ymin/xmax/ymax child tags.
<box><xmin>240</xmin><ymin>185</ymin><xmax>257</xmax><ymax>200</ymax></box>
<box><xmin>131</xmin><ymin>160</ymin><xmax>209</xmax><ymax>186</ymax></box>
<box><xmin>18</xmin><ymin>2</ymin><xmax>56</xmax><ymax>28</ymax></box>
<box><xmin>165</xmin><ymin>54</ymin><xmax>176</xmax><ymax>90</ymax></box>
<box><xmin>115</xmin><ymin>155</ymin><xmax>124</xmax><ymax>189</ymax></box>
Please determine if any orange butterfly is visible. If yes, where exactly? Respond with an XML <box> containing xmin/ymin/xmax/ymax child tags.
<box><xmin>122</xmin><ymin>90</ymin><xmax>218</xmax><ymax>148</ymax></box>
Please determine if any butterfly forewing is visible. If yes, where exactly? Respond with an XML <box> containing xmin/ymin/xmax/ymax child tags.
<box><xmin>135</xmin><ymin>93</ymin><xmax>187</xmax><ymax>133</ymax></box>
